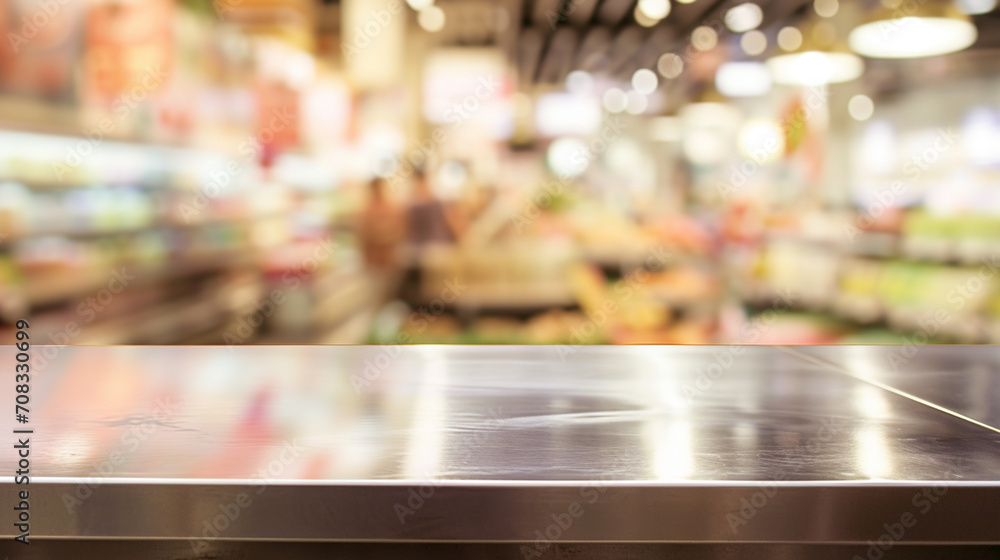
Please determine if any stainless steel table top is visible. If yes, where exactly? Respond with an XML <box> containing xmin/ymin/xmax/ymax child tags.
<box><xmin>791</xmin><ymin>345</ymin><xmax>1000</xmax><ymax>430</ymax></box>
<box><xmin>1</xmin><ymin>345</ymin><xmax>999</xmax><ymax>545</ymax></box>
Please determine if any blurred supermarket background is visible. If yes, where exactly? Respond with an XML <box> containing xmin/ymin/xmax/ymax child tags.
<box><xmin>0</xmin><ymin>0</ymin><xmax>999</xmax><ymax>346</ymax></box>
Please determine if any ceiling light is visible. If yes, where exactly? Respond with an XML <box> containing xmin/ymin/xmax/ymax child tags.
<box><xmin>606</xmin><ymin>138</ymin><xmax>646</xmax><ymax>175</ymax></box>
<box><xmin>777</xmin><ymin>26</ymin><xmax>803</xmax><ymax>51</ymax></box>
<box><xmin>418</xmin><ymin>6</ymin><xmax>446</xmax><ymax>32</ymax></box>
<box><xmin>406</xmin><ymin>0</ymin><xmax>434</xmax><ymax>10</ymax></box>
<box><xmin>635</xmin><ymin>5</ymin><xmax>661</xmax><ymax>26</ymax></box>
<box><xmin>547</xmin><ymin>137</ymin><xmax>590</xmax><ymax>177</ymax></box>
<box><xmin>691</xmin><ymin>26</ymin><xmax>718</xmax><ymax>50</ymax></box>
<box><xmin>638</xmin><ymin>0</ymin><xmax>671</xmax><ymax>20</ymax></box>
<box><xmin>715</xmin><ymin>61</ymin><xmax>772</xmax><ymax>97</ymax></box>
<box><xmin>725</xmin><ymin>3</ymin><xmax>763</xmax><ymax>33</ymax></box>
<box><xmin>814</xmin><ymin>0</ymin><xmax>839</xmax><ymax>17</ymax></box>
<box><xmin>439</xmin><ymin>161</ymin><xmax>467</xmax><ymax>190</ymax></box>
<box><xmin>680</xmin><ymin>97</ymin><xmax>741</xmax><ymax>165</ymax></box>
<box><xmin>657</xmin><ymin>53</ymin><xmax>684</xmax><ymax>78</ymax></box>
<box><xmin>738</xmin><ymin>119</ymin><xmax>784</xmax><ymax>164</ymax></box>
<box><xmin>848</xmin><ymin>1</ymin><xmax>978</xmax><ymax>58</ymax></box>
<box><xmin>536</xmin><ymin>93</ymin><xmax>602</xmax><ymax>136</ymax></box>
<box><xmin>740</xmin><ymin>30</ymin><xmax>767</xmax><ymax>55</ymax></box>
<box><xmin>602</xmin><ymin>88</ymin><xmax>628</xmax><ymax>113</ymax></box>
<box><xmin>768</xmin><ymin>23</ymin><xmax>864</xmax><ymax>85</ymax></box>
<box><xmin>962</xmin><ymin>107</ymin><xmax>1000</xmax><ymax>165</ymax></box>
<box><xmin>632</xmin><ymin>68</ymin><xmax>659</xmax><ymax>94</ymax></box>
<box><xmin>768</xmin><ymin>50</ymin><xmax>863</xmax><ymax>85</ymax></box>
<box><xmin>565</xmin><ymin>70</ymin><xmax>594</xmax><ymax>94</ymax></box>
<box><xmin>848</xmin><ymin>94</ymin><xmax>875</xmax><ymax>121</ymax></box>
<box><xmin>956</xmin><ymin>0</ymin><xmax>997</xmax><ymax>14</ymax></box>
<box><xmin>625</xmin><ymin>91</ymin><xmax>648</xmax><ymax>114</ymax></box>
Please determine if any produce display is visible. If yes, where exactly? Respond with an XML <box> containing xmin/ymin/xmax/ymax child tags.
<box><xmin>737</xmin><ymin>207</ymin><xmax>1000</xmax><ymax>343</ymax></box>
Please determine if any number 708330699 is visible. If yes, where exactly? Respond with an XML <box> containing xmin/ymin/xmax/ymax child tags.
<box><xmin>13</xmin><ymin>318</ymin><xmax>31</xmax><ymax>545</ymax></box>
<box><xmin>14</xmin><ymin>319</ymin><xmax>29</xmax><ymax>424</ymax></box>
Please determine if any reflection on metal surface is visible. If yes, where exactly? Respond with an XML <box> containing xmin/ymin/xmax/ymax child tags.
<box><xmin>856</xmin><ymin>425</ymin><xmax>893</xmax><ymax>479</ymax></box>
<box><xmin>788</xmin><ymin>345</ymin><xmax>1000</xmax><ymax>433</ymax></box>
<box><xmin>2</xmin><ymin>344</ymin><xmax>999</xmax><ymax>483</ymax></box>
<box><xmin>402</xmin><ymin>347</ymin><xmax>449</xmax><ymax>479</ymax></box>
<box><xmin>855</xmin><ymin>383</ymin><xmax>892</xmax><ymax>419</ymax></box>
<box><xmin>8</xmin><ymin>541</ymin><xmax>1000</xmax><ymax>560</ymax></box>
<box><xmin>0</xmin><ymin>345</ymin><xmax>998</xmax><ymax>544</ymax></box>
<box><xmin>650</xmin><ymin>418</ymin><xmax>694</xmax><ymax>480</ymax></box>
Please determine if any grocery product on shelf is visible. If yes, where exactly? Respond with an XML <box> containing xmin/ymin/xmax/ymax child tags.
<box><xmin>733</xmin><ymin>204</ymin><xmax>1000</xmax><ymax>343</ymax></box>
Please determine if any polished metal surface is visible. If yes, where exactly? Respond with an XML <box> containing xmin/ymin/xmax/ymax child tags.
<box><xmin>5</xmin><ymin>541</ymin><xmax>1000</xmax><ymax>560</ymax></box>
<box><xmin>0</xmin><ymin>345</ymin><xmax>999</xmax><ymax>546</ymax></box>
<box><xmin>790</xmin><ymin>345</ymin><xmax>1000</xmax><ymax>431</ymax></box>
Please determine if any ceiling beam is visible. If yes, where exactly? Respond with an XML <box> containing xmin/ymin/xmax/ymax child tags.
<box><xmin>566</xmin><ymin>0</ymin><xmax>601</xmax><ymax>26</ymax></box>
<box><xmin>596</xmin><ymin>0</ymin><xmax>636</xmax><ymax>27</ymax></box>
<box><xmin>537</xmin><ymin>27</ymin><xmax>580</xmax><ymax>83</ymax></box>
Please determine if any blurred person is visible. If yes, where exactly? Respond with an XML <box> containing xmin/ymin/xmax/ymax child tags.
<box><xmin>397</xmin><ymin>168</ymin><xmax>468</xmax><ymax>305</ymax></box>
<box><xmin>357</xmin><ymin>177</ymin><xmax>406</xmax><ymax>299</ymax></box>
<box><xmin>407</xmin><ymin>168</ymin><xmax>466</xmax><ymax>248</ymax></box>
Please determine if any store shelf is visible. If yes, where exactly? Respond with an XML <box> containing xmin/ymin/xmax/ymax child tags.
<box><xmin>317</xmin><ymin>307</ymin><xmax>379</xmax><ymax>344</ymax></box>
<box><xmin>647</xmin><ymin>293</ymin><xmax>720</xmax><ymax>313</ymax></box>
<box><xmin>22</xmin><ymin>251</ymin><xmax>257</xmax><ymax>307</ymax></box>
<box><xmin>443</xmin><ymin>286</ymin><xmax>578</xmax><ymax>312</ymax></box>
<box><xmin>761</xmin><ymin>231</ymin><xmax>997</xmax><ymax>265</ymax></box>
<box><xmin>75</xmin><ymin>293</ymin><xmax>230</xmax><ymax>344</ymax></box>
<box><xmin>741</xmin><ymin>285</ymin><xmax>999</xmax><ymax>343</ymax></box>
<box><xmin>311</xmin><ymin>268</ymin><xmax>377</xmax><ymax>328</ymax></box>
<box><xmin>579</xmin><ymin>244</ymin><xmax>706</xmax><ymax>270</ymax></box>
<box><xmin>2</xmin><ymin>213</ymin><xmax>289</xmax><ymax>244</ymax></box>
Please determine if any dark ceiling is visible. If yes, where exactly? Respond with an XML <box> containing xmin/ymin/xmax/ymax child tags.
<box><xmin>314</xmin><ymin>0</ymin><xmax>1000</xmax><ymax>91</ymax></box>
<box><xmin>435</xmin><ymin>0</ymin><xmax>1000</xmax><ymax>89</ymax></box>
